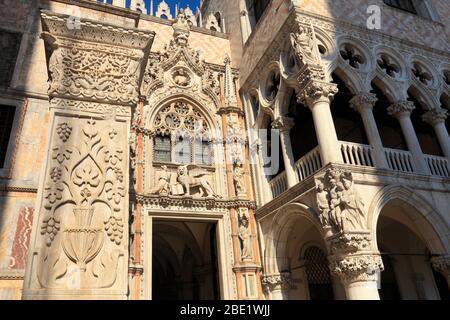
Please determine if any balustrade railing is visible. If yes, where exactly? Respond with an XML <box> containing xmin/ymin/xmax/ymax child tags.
<box><xmin>269</xmin><ymin>172</ymin><xmax>288</xmax><ymax>198</ymax></box>
<box><xmin>294</xmin><ymin>147</ymin><xmax>322</xmax><ymax>182</ymax></box>
<box><xmin>425</xmin><ymin>155</ymin><xmax>450</xmax><ymax>178</ymax></box>
<box><xmin>340</xmin><ymin>141</ymin><xmax>375</xmax><ymax>167</ymax></box>
<box><xmin>384</xmin><ymin>148</ymin><xmax>415</xmax><ymax>173</ymax></box>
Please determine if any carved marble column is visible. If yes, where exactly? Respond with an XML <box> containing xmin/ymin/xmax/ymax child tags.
<box><xmin>22</xmin><ymin>11</ymin><xmax>154</xmax><ymax>300</ymax></box>
<box><xmin>328</xmin><ymin>249</ymin><xmax>383</xmax><ymax>300</ymax></box>
<box><xmin>422</xmin><ymin>108</ymin><xmax>450</xmax><ymax>161</ymax></box>
<box><xmin>387</xmin><ymin>101</ymin><xmax>430</xmax><ymax>174</ymax></box>
<box><xmin>431</xmin><ymin>255</ymin><xmax>450</xmax><ymax>290</ymax></box>
<box><xmin>315</xmin><ymin>167</ymin><xmax>382</xmax><ymax>299</ymax></box>
<box><xmin>261</xmin><ymin>272</ymin><xmax>291</xmax><ymax>300</ymax></box>
<box><xmin>272</xmin><ymin>116</ymin><xmax>297</xmax><ymax>188</ymax></box>
<box><xmin>299</xmin><ymin>81</ymin><xmax>343</xmax><ymax>165</ymax></box>
<box><xmin>350</xmin><ymin>93</ymin><xmax>389</xmax><ymax>168</ymax></box>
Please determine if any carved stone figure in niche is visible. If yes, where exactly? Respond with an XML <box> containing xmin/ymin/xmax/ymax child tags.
<box><xmin>315</xmin><ymin>169</ymin><xmax>367</xmax><ymax>233</ymax></box>
<box><xmin>176</xmin><ymin>165</ymin><xmax>220</xmax><ymax>198</ymax></box>
<box><xmin>129</xmin><ymin>131</ymin><xmax>137</xmax><ymax>188</ymax></box>
<box><xmin>315</xmin><ymin>181</ymin><xmax>330</xmax><ymax>227</ymax></box>
<box><xmin>173</xmin><ymin>68</ymin><xmax>191</xmax><ymax>87</ymax></box>
<box><xmin>233</xmin><ymin>162</ymin><xmax>246</xmax><ymax>197</ymax></box>
<box><xmin>150</xmin><ymin>165</ymin><xmax>171</xmax><ymax>195</ymax></box>
<box><xmin>238</xmin><ymin>209</ymin><xmax>252</xmax><ymax>260</ymax></box>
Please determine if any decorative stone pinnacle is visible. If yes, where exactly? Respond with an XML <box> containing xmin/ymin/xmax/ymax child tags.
<box><xmin>387</xmin><ymin>101</ymin><xmax>415</xmax><ymax>118</ymax></box>
<box><xmin>172</xmin><ymin>8</ymin><xmax>190</xmax><ymax>46</ymax></box>
<box><xmin>350</xmin><ymin>93</ymin><xmax>377</xmax><ymax>113</ymax></box>
<box><xmin>224</xmin><ymin>54</ymin><xmax>238</xmax><ymax>107</ymax></box>
<box><xmin>422</xmin><ymin>108</ymin><xmax>448</xmax><ymax>126</ymax></box>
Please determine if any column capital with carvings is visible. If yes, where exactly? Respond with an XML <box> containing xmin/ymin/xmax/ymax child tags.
<box><xmin>271</xmin><ymin>116</ymin><xmax>295</xmax><ymax>132</ymax></box>
<box><xmin>422</xmin><ymin>108</ymin><xmax>448</xmax><ymax>126</ymax></box>
<box><xmin>387</xmin><ymin>101</ymin><xmax>416</xmax><ymax>119</ymax></box>
<box><xmin>350</xmin><ymin>93</ymin><xmax>378</xmax><ymax>113</ymax></box>
<box><xmin>261</xmin><ymin>272</ymin><xmax>291</xmax><ymax>292</ymax></box>
<box><xmin>329</xmin><ymin>252</ymin><xmax>384</xmax><ymax>285</ymax></box>
<box><xmin>431</xmin><ymin>255</ymin><xmax>450</xmax><ymax>276</ymax></box>
<box><xmin>297</xmin><ymin>80</ymin><xmax>338</xmax><ymax>107</ymax></box>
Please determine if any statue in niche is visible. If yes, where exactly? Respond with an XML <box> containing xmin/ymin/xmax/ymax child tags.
<box><xmin>238</xmin><ymin>209</ymin><xmax>252</xmax><ymax>260</ymax></box>
<box><xmin>129</xmin><ymin>131</ymin><xmax>137</xmax><ymax>188</ymax></box>
<box><xmin>315</xmin><ymin>169</ymin><xmax>367</xmax><ymax>233</ymax></box>
<box><xmin>150</xmin><ymin>165</ymin><xmax>171</xmax><ymax>195</ymax></box>
<box><xmin>315</xmin><ymin>181</ymin><xmax>330</xmax><ymax>228</ymax></box>
<box><xmin>173</xmin><ymin>68</ymin><xmax>191</xmax><ymax>87</ymax></box>
<box><xmin>176</xmin><ymin>165</ymin><xmax>220</xmax><ymax>198</ymax></box>
<box><xmin>233</xmin><ymin>162</ymin><xmax>246</xmax><ymax>196</ymax></box>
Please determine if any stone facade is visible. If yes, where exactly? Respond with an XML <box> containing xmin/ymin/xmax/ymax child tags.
<box><xmin>0</xmin><ymin>0</ymin><xmax>448</xmax><ymax>300</ymax></box>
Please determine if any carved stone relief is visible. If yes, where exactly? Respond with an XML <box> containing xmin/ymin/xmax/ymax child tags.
<box><xmin>314</xmin><ymin>168</ymin><xmax>368</xmax><ymax>234</ymax></box>
<box><xmin>32</xmin><ymin>117</ymin><xmax>128</xmax><ymax>291</ymax></box>
<box><xmin>150</xmin><ymin>165</ymin><xmax>220</xmax><ymax>199</ymax></box>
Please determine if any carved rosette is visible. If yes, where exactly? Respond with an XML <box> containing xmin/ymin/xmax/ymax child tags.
<box><xmin>261</xmin><ymin>272</ymin><xmax>291</xmax><ymax>292</ymax></box>
<box><xmin>328</xmin><ymin>253</ymin><xmax>384</xmax><ymax>284</ymax></box>
<box><xmin>422</xmin><ymin>108</ymin><xmax>448</xmax><ymax>126</ymax></box>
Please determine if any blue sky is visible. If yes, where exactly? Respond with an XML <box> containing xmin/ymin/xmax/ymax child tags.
<box><xmin>123</xmin><ymin>0</ymin><xmax>201</xmax><ymax>14</ymax></box>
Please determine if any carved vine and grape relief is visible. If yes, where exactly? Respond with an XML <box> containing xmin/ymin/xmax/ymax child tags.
<box><xmin>36</xmin><ymin>117</ymin><xmax>127</xmax><ymax>289</ymax></box>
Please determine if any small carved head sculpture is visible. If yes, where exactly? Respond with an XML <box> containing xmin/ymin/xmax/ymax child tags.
<box><xmin>316</xmin><ymin>181</ymin><xmax>325</xmax><ymax>192</ymax></box>
<box><xmin>178</xmin><ymin>165</ymin><xmax>188</xmax><ymax>176</ymax></box>
<box><xmin>161</xmin><ymin>165</ymin><xmax>168</xmax><ymax>171</ymax></box>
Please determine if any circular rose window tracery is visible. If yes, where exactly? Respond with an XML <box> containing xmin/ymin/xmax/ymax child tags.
<box><xmin>153</xmin><ymin>101</ymin><xmax>211</xmax><ymax>137</ymax></box>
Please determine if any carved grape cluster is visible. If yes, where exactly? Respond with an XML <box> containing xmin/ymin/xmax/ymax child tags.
<box><xmin>56</xmin><ymin>122</ymin><xmax>72</xmax><ymax>142</ymax></box>
<box><xmin>104</xmin><ymin>216</ymin><xmax>124</xmax><ymax>245</ymax></box>
<box><xmin>40</xmin><ymin>216</ymin><xmax>61</xmax><ymax>247</ymax></box>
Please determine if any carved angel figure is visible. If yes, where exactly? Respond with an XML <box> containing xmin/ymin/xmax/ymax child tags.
<box><xmin>150</xmin><ymin>165</ymin><xmax>171</xmax><ymax>195</ymax></box>
<box><xmin>177</xmin><ymin>165</ymin><xmax>220</xmax><ymax>198</ymax></box>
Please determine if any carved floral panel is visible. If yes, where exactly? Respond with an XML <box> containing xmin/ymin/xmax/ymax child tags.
<box><xmin>29</xmin><ymin>116</ymin><xmax>128</xmax><ymax>291</ymax></box>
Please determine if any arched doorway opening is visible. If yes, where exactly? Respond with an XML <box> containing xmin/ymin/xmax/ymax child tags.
<box><xmin>152</xmin><ymin>220</ymin><xmax>220</xmax><ymax>300</ymax></box>
<box><xmin>376</xmin><ymin>199</ymin><xmax>449</xmax><ymax>300</ymax></box>
<box><xmin>265</xmin><ymin>204</ymin><xmax>343</xmax><ymax>300</ymax></box>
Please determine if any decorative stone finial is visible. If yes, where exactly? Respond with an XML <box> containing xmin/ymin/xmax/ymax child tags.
<box><xmin>172</xmin><ymin>8</ymin><xmax>190</xmax><ymax>46</ymax></box>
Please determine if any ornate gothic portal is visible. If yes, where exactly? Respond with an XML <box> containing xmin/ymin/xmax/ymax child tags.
<box><xmin>131</xmin><ymin>11</ymin><xmax>260</xmax><ymax>300</ymax></box>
